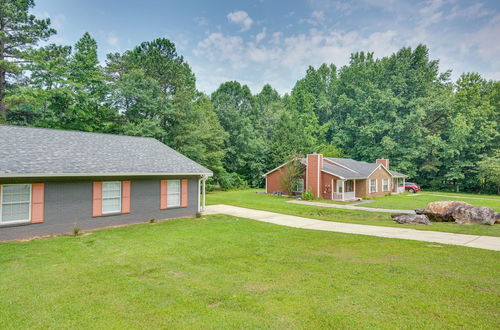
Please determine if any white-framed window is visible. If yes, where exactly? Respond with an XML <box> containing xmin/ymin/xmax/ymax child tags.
<box><xmin>102</xmin><ymin>181</ymin><xmax>122</xmax><ymax>214</ymax></box>
<box><xmin>167</xmin><ymin>180</ymin><xmax>181</xmax><ymax>207</ymax></box>
<box><xmin>382</xmin><ymin>179</ymin><xmax>389</xmax><ymax>192</ymax></box>
<box><xmin>293</xmin><ymin>178</ymin><xmax>304</xmax><ymax>193</ymax></box>
<box><xmin>0</xmin><ymin>184</ymin><xmax>31</xmax><ymax>224</ymax></box>
<box><xmin>369</xmin><ymin>179</ymin><xmax>377</xmax><ymax>193</ymax></box>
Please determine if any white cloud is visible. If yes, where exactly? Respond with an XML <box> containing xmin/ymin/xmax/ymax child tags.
<box><xmin>312</xmin><ymin>10</ymin><xmax>325</xmax><ymax>22</ymax></box>
<box><xmin>448</xmin><ymin>3</ymin><xmax>493</xmax><ymax>20</ymax></box>
<box><xmin>190</xmin><ymin>0</ymin><xmax>499</xmax><ymax>94</ymax></box>
<box><xmin>106</xmin><ymin>32</ymin><xmax>119</xmax><ymax>47</ymax></box>
<box><xmin>466</xmin><ymin>17</ymin><xmax>500</xmax><ymax>68</ymax></box>
<box><xmin>194</xmin><ymin>28</ymin><xmax>401</xmax><ymax>93</ymax></box>
<box><xmin>300</xmin><ymin>10</ymin><xmax>327</xmax><ymax>26</ymax></box>
<box><xmin>194</xmin><ymin>16</ymin><xmax>208</xmax><ymax>26</ymax></box>
<box><xmin>255</xmin><ymin>28</ymin><xmax>267</xmax><ymax>42</ymax></box>
<box><xmin>227</xmin><ymin>10</ymin><xmax>254</xmax><ymax>31</ymax></box>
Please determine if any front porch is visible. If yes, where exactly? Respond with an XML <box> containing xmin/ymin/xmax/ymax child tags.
<box><xmin>392</xmin><ymin>177</ymin><xmax>405</xmax><ymax>194</ymax></box>
<box><xmin>329</xmin><ymin>179</ymin><xmax>358</xmax><ymax>201</ymax></box>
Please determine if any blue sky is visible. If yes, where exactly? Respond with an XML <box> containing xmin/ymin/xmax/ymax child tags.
<box><xmin>34</xmin><ymin>0</ymin><xmax>500</xmax><ymax>94</ymax></box>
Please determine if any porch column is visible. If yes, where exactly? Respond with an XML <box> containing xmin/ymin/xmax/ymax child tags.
<box><xmin>353</xmin><ymin>179</ymin><xmax>356</xmax><ymax>198</ymax></box>
<box><xmin>331</xmin><ymin>178</ymin><xmax>334</xmax><ymax>200</ymax></box>
<box><xmin>202</xmin><ymin>178</ymin><xmax>206</xmax><ymax>211</ymax></box>
<box><xmin>341</xmin><ymin>180</ymin><xmax>345</xmax><ymax>201</ymax></box>
<box><xmin>198</xmin><ymin>178</ymin><xmax>201</xmax><ymax>212</ymax></box>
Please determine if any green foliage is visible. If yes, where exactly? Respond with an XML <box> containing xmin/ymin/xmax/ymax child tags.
<box><xmin>0</xmin><ymin>0</ymin><xmax>56</xmax><ymax>119</ymax></box>
<box><xmin>72</xmin><ymin>224</ymin><xmax>81</xmax><ymax>236</ymax></box>
<box><xmin>477</xmin><ymin>150</ymin><xmax>500</xmax><ymax>194</ymax></box>
<box><xmin>211</xmin><ymin>81</ymin><xmax>266</xmax><ymax>186</ymax></box>
<box><xmin>107</xmin><ymin>40</ymin><xmax>226</xmax><ymax>175</ymax></box>
<box><xmin>216</xmin><ymin>172</ymin><xmax>249</xmax><ymax>191</ymax></box>
<box><xmin>301</xmin><ymin>189</ymin><xmax>316</xmax><ymax>201</ymax></box>
<box><xmin>319</xmin><ymin>144</ymin><xmax>343</xmax><ymax>157</ymax></box>
<box><xmin>279</xmin><ymin>158</ymin><xmax>305</xmax><ymax>195</ymax></box>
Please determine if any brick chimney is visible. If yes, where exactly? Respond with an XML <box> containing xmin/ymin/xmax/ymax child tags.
<box><xmin>306</xmin><ymin>153</ymin><xmax>323</xmax><ymax>197</ymax></box>
<box><xmin>376</xmin><ymin>158</ymin><xmax>389</xmax><ymax>169</ymax></box>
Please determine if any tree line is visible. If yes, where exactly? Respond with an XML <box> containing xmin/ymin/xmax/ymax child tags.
<box><xmin>1</xmin><ymin>1</ymin><xmax>499</xmax><ymax>193</ymax></box>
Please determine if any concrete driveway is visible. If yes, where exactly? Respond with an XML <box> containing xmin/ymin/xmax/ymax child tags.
<box><xmin>204</xmin><ymin>204</ymin><xmax>500</xmax><ymax>251</ymax></box>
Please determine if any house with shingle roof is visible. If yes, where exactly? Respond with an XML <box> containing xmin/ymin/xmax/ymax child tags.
<box><xmin>0</xmin><ymin>125</ymin><xmax>211</xmax><ymax>240</ymax></box>
<box><xmin>264</xmin><ymin>153</ymin><xmax>407</xmax><ymax>201</ymax></box>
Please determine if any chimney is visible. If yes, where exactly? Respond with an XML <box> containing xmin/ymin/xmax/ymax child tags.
<box><xmin>376</xmin><ymin>158</ymin><xmax>389</xmax><ymax>169</ymax></box>
<box><xmin>306</xmin><ymin>153</ymin><xmax>323</xmax><ymax>197</ymax></box>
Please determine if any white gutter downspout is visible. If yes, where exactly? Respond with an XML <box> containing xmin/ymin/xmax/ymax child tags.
<box><xmin>197</xmin><ymin>178</ymin><xmax>201</xmax><ymax>212</ymax></box>
<box><xmin>198</xmin><ymin>175</ymin><xmax>208</xmax><ymax>212</ymax></box>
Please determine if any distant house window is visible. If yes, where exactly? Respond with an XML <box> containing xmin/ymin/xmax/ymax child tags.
<box><xmin>1</xmin><ymin>184</ymin><xmax>31</xmax><ymax>223</ymax></box>
<box><xmin>382</xmin><ymin>179</ymin><xmax>389</xmax><ymax>192</ymax></box>
<box><xmin>102</xmin><ymin>182</ymin><xmax>122</xmax><ymax>214</ymax></box>
<box><xmin>167</xmin><ymin>180</ymin><xmax>181</xmax><ymax>207</ymax></box>
<box><xmin>369</xmin><ymin>179</ymin><xmax>377</xmax><ymax>193</ymax></box>
<box><xmin>294</xmin><ymin>179</ymin><xmax>304</xmax><ymax>193</ymax></box>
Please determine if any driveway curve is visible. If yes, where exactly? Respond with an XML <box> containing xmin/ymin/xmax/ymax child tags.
<box><xmin>204</xmin><ymin>204</ymin><xmax>500</xmax><ymax>251</ymax></box>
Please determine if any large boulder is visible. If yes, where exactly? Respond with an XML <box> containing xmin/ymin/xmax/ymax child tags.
<box><xmin>449</xmin><ymin>205</ymin><xmax>496</xmax><ymax>225</ymax></box>
<box><xmin>414</xmin><ymin>208</ymin><xmax>425</xmax><ymax>215</ymax></box>
<box><xmin>424</xmin><ymin>201</ymin><xmax>471</xmax><ymax>222</ymax></box>
<box><xmin>391</xmin><ymin>214</ymin><xmax>431</xmax><ymax>225</ymax></box>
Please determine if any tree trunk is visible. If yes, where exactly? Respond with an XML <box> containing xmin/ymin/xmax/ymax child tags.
<box><xmin>0</xmin><ymin>35</ymin><xmax>5</xmax><ymax>120</ymax></box>
<box><xmin>0</xmin><ymin>72</ymin><xmax>6</xmax><ymax>120</ymax></box>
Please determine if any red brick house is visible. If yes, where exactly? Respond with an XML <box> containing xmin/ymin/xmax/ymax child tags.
<box><xmin>264</xmin><ymin>154</ymin><xmax>407</xmax><ymax>201</ymax></box>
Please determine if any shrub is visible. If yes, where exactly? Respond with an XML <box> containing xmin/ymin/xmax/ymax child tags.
<box><xmin>279</xmin><ymin>157</ymin><xmax>305</xmax><ymax>195</ymax></box>
<box><xmin>301</xmin><ymin>189</ymin><xmax>315</xmax><ymax>200</ymax></box>
<box><xmin>217</xmin><ymin>172</ymin><xmax>249</xmax><ymax>191</ymax></box>
<box><xmin>149</xmin><ymin>218</ymin><xmax>156</xmax><ymax>223</ymax></box>
<box><xmin>195</xmin><ymin>212</ymin><xmax>202</xmax><ymax>218</ymax></box>
<box><xmin>72</xmin><ymin>219</ymin><xmax>80</xmax><ymax>236</ymax></box>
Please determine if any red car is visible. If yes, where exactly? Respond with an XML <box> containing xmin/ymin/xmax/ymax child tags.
<box><xmin>404</xmin><ymin>182</ymin><xmax>421</xmax><ymax>193</ymax></box>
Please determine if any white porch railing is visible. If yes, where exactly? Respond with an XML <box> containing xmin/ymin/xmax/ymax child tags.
<box><xmin>344</xmin><ymin>192</ymin><xmax>355</xmax><ymax>200</ymax></box>
<box><xmin>333</xmin><ymin>192</ymin><xmax>342</xmax><ymax>200</ymax></box>
<box><xmin>397</xmin><ymin>187</ymin><xmax>404</xmax><ymax>193</ymax></box>
<box><xmin>332</xmin><ymin>192</ymin><xmax>356</xmax><ymax>201</ymax></box>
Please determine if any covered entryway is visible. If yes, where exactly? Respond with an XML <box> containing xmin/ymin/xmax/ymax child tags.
<box><xmin>332</xmin><ymin>179</ymin><xmax>356</xmax><ymax>201</ymax></box>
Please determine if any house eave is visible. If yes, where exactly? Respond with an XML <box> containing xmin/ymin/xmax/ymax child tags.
<box><xmin>0</xmin><ymin>172</ymin><xmax>213</xmax><ymax>179</ymax></box>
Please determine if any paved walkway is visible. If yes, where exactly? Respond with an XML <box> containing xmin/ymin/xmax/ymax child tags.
<box><xmin>204</xmin><ymin>205</ymin><xmax>500</xmax><ymax>251</ymax></box>
<box><xmin>287</xmin><ymin>200</ymin><xmax>415</xmax><ymax>214</ymax></box>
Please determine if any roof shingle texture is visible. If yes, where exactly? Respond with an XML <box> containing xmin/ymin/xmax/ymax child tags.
<box><xmin>323</xmin><ymin>158</ymin><xmax>407</xmax><ymax>178</ymax></box>
<box><xmin>0</xmin><ymin>125</ymin><xmax>212</xmax><ymax>176</ymax></box>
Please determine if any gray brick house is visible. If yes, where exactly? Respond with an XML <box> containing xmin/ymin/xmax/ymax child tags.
<box><xmin>0</xmin><ymin>125</ymin><xmax>211</xmax><ymax>241</ymax></box>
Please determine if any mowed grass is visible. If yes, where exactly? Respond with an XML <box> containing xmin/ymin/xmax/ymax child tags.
<box><xmin>365</xmin><ymin>191</ymin><xmax>500</xmax><ymax>211</ymax></box>
<box><xmin>0</xmin><ymin>215</ymin><xmax>498</xmax><ymax>328</ymax></box>
<box><xmin>207</xmin><ymin>190</ymin><xmax>500</xmax><ymax>236</ymax></box>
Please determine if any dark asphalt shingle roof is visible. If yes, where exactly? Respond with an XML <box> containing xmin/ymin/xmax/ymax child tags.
<box><xmin>389</xmin><ymin>170</ymin><xmax>407</xmax><ymax>177</ymax></box>
<box><xmin>322</xmin><ymin>157</ymin><xmax>407</xmax><ymax>179</ymax></box>
<box><xmin>322</xmin><ymin>162</ymin><xmax>366</xmax><ymax>179</ymax></box>
<box><xmin>0</xmin><ymin>125</ymin><xmax>212</xmax><ymax>177</ymax></box>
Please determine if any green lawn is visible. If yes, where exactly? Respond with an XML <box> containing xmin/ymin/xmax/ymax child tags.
<box><xmin>207</xmin><ymin>190</ymin><xmax>500</xmax><ymax>236</ymax></box>
<box><xmin>0</xmin><ymin>215</ymin><xmax>498</xmax><ymax>328</ymax></box>
<box><xmin>365</xmin><ymin>191</ymin><xmax>500</xmax><ymax>211</ymax></box>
